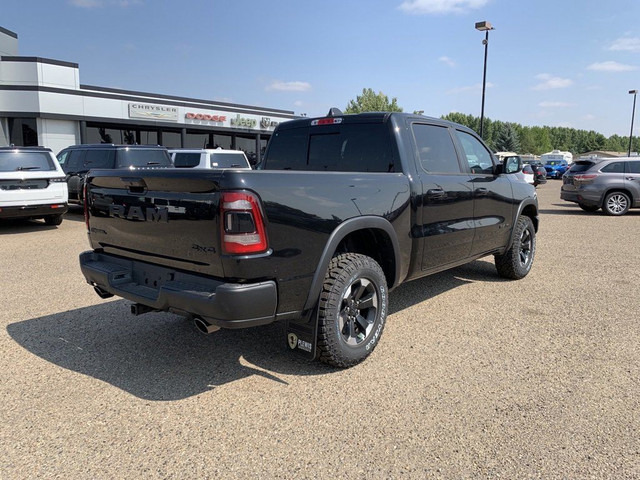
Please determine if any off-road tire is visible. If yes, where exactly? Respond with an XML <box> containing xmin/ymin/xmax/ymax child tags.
<box><xmin>317</xmin><ymin>253</ymin><xmax>388</xmax><ymax>368</ymax></box>
<box><xmin>495</xmin><ymin>215</ymin><xmax>536</xmax><ymax>280</ymax></box>
<box><xmin>44</xmin><ymin>214</ymin><xmax>63</xmax><ymax>226</ymax></box>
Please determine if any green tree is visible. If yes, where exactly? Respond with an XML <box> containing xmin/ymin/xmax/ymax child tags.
<box><xmin>344</xmin><ymin>88</ymin><xmax>403</xmax><ymax>114</ymax></box>
<box><xmin>494</xmin><ymin>123</ymin><xmax>521</xmax><ymax>152</ymax></box>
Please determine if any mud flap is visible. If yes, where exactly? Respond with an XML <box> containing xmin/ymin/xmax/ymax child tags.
<box><xmin>285</xmin><ymin>309</ymin><xmax>318</xmax><ymax>360</ymax></box>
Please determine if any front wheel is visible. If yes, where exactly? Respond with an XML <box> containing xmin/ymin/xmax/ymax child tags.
<box><xmin>495</xmin><ymin>215</ymin><xmax>536</xmax><ymax>280</ymax></box>
<box><xmin>603</xmin><ymin>192</ymin><xmax>630</xmax><ymax>216</ymax></box>
<box><xmin>317</xmin><ymin>253</ymin><xmax>388</xmax><ymax>368</ymax></box>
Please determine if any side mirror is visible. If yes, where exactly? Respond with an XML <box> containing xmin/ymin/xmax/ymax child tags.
<box><xmin>504</xmin><ymin>156</ymin><xmax>522</xmax><ymax>174</ymax></box>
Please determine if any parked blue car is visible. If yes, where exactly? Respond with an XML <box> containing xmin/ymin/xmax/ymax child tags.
<box><xmin>544</xmin><ymin>160</ymin><xmax>569</xmax><ymax>179</ymax></box>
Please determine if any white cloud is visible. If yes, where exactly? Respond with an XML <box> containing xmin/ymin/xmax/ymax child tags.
<box><xmin>399</xmin><ymin>0</ymin><xmax>489</xmax><ymax>15</ymax></box>
<box><xmin>587</xmin><ymin>61</ymin><xmax>637</xmax><ymax>72</ymax></box>
<box><xmin>538</xmin><ymin>101</ymin><xmax>573</xmax><ymax>108</ymax></box>
<box><xmin>532</xmin><ymin>73</ymin><xmax>573</xmax><ymax>90</ymax></box>
<box><xmin>294</xmin><ymin>100</ymin><xmax>304</xmax><ymax>107</ymax></box>
<box><xmin>447</xmin><ymin>82</ymin><xmax>494</xmax><ymax>94</ymax></box>
<box><xmin>69</xmin><ymin>0</ymin><xmax>102</xmax><ymax>7</ymax></box>
<box><xmin>583</xmin><ymin>114</ymin><xmax>596</xmax><ymax>121</ymax></box>
<box><xmin>438</xmin><ymin>56</ymin><xmax>456</xmax><ymax>67</ymax></box>
<box><xmin>609</xmin><ymin>37</ymin><xmax>640</xmax><ymax>52</ymax></box>
<box><xmin>265</xmin><ymin>81</ymin><xmax>312</xmax><ymax>92</ymax></box>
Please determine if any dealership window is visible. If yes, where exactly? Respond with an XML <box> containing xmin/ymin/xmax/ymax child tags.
<box><xmin>161</xmin><ymin>130</ymin><xmax>181</xmax><ymax>148</ymax></box>
<box><xmin>86</xmin><ymin>126</ymin><xmax>129</xmax><ymax>144</ymax></box>
<box><xmin>9</xmin><ymin>118</ymin><xmax>38</xmax><ymax>146</ymax></box>
<box><xmin>185</xmin><ymin>132</ymin><xmax>210</xmax><ymax>149</ymax></box>
<box><xmin>236</xmin><ymin>135</ymin><xmax>255</xmax><ymax>155</ymax></box>
<box><xmin>138</xmin><ymin>130</ymin><xmax>158</xmax><ymax>145</ymax></box>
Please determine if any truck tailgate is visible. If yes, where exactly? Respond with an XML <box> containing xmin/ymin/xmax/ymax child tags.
<box><xmin>86</xmin><ymin>170</ymin><xmax>225</xmax><ymax>278</ymax></box>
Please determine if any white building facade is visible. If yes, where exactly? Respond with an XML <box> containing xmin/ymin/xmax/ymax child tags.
<box><xmin>0</xmin><ymin>26</ymin><xmax>296</xmax><ymax>163</ymax></box>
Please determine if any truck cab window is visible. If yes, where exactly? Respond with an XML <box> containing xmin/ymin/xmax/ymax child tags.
<box><xmin>411</xmin><ymin>124</ymin><xmax>460</xmax><ymax>173</ymax></box>
<box><xmin>455</xmin><ymin>130</ymin><xmax>494</xmax><ymax>174</ymax></box>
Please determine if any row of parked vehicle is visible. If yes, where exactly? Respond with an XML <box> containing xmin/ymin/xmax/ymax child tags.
<box><xmin>2</xmin><ymin>143</ymin><xmax>639</xmax><ymax>226</ymax></box>
<box><xmin>496</xmin><ymin>151</ymin><xmax>573</xmax><ymax>187</ymax></box>
<box><xmin>0</xmin><ymin>144</ymin><xmax>251</xmax><ymax>226</ymax></box>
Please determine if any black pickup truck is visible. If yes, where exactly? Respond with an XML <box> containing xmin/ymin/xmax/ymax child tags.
<box><xmin>80</xmin><ymin>110</ymin><xmax>538</xmax><ymax>367</ymax></box>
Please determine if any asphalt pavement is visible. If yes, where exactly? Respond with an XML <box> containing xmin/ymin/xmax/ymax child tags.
<box><xmin>1</xmin><ymin>182</ymin><xmax>639</xmax><ymax>479</ymax></box>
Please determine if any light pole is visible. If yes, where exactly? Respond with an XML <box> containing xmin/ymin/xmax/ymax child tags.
<box><xmin>629</xmin><ymin>89</ymin><xmax>638</xmax><ymax>156</ymax></box>
<box><xmin>475</xmin><ymin>21</ymin><xmax>494</xmax><ymax>139</ymax></box>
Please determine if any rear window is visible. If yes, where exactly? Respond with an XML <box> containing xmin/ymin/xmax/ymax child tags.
<box><xmin>173</xmin><ymin>152</ymin><xmax>201</xmax><ymax>168</ymax></box>
<box><xmin>209</xmin><ymin>153</ymin><xmax>250</xmax><ymax>168</ymax></box>
<box><xmin>84</xmin><ymin>149</ymin><xmax>116</xmax><ymax>169</ymax></box>
<box><xmin>568</xmin><ymin>161</ymin><xmax>595</xmax><ymax>173</ymax></box>
<box><xmin>264</xmin><ymin>123</ymin><xmax>394</xmax><ymax>172</ymax></box>
<box><xmin>0</xmin><ymin>151</ymin><xmax>56</xmax><ymax>172</ymax></box>
<box><xmin>117</xmin><ymin>149</ymin><xmax>172</xmax><ymax>168</ymax></box>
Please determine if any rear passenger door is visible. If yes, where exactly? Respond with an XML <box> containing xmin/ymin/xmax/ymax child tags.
<box><xmin>452</xmin><ymin>129</ymin><xmax>514</xmax><ymax>256</ymax></box>
<box><xmin>626</xmin><ymin>161</ymin><xmax>640</xmax><ymax>206</ymax></box>
<box><xmin>411</xmin><ymin>122</ymin><xmax>474</xmax><ymax>271</ymax></box>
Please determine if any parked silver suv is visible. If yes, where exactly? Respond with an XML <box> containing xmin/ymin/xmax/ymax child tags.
<box><xmin>561</xmin><ymin>157</ymin><xmax>640</xmax><ymax>215</ymax></box>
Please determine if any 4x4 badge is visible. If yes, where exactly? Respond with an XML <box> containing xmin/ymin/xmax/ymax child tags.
<box><xmin>287</xmin><ymin>333</ymin><xmax>298</xmax><ymax>350</ymax></box>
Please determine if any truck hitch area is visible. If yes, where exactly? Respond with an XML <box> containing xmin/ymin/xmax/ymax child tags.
<box><xmin>130</xmin><ymin>303</ymin><xmax>157</xmax><ymax>316</ymax></box>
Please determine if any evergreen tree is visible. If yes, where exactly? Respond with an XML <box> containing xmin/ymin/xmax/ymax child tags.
<box><xmin>494</xmin><ymin>123</ymin><xmax>520</xmax><ymax>152</ymax></box>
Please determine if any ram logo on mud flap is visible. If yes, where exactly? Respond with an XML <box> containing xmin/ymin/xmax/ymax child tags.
<box><xmin>109</xmin><ymin>205</ymin><xmax>169</xmax><ymax>222</ymax></box>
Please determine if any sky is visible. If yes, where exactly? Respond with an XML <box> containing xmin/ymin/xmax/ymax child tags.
<box><xmin>2</xmin><ymin>0</ymin><xmax>640</xmax><ymax>137</ymax></box>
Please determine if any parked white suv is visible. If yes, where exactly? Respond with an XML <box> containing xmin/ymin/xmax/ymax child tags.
<box><xmin>169</xmin><ymin>149</ymin><xmax>251</xmax><ymax>169</ymax></box>
<box><xmin>0</xmin><ymin>146</ymin><xmax>68</xmax><ymax>225</ymax></box>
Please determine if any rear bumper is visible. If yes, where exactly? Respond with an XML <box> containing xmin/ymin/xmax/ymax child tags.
<box><xmin>561</xmin><ymin>189</ymin><xmax>601</xmax><ymax>206</ymax></box>
<box><xmin>0</xmin><ymin>202</ymin><xmax>68</xmax><ymax>219</ymax></box>
<box><xmin>79</xmin><ymin>251</ymin><xmax>278</xmax><ymax>328</ymax></box>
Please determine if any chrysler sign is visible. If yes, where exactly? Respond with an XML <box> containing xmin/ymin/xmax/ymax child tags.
<box><xmin>129</xmin><ymin>103</ymin><xmax>179</xmax><ymax>122</ymax></box>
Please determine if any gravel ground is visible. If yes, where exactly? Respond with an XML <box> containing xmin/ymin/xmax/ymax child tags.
<box><xmin>1</xmin><ymin>182</ymin><xmax>639</xmax><ymax>479</ymax></box>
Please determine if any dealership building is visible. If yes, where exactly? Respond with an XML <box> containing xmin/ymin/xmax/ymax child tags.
<box><xmin>0</xmin><ymin>26</ymin><xmax>297</xmax><ymax>161</ymax></box>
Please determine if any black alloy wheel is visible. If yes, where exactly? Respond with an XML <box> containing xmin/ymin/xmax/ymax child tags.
<box><xmin>317</xmin><ymin>253</ymin><xmax>388</xmax><ymax>368</ymax></box>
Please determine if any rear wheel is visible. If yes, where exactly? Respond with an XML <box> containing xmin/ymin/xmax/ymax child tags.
<box><xmin>578</xmin><ymin>203</ymin><xmax>599</xmax><ymax>212</ymax></box>
<box><xmin>317</xmin><ymin>253</ymin><xmax>388</xmax><ymax>368</ymax></box>
<box><xmin>44</xmin><ymin>214</ymin><xmax>63</xmax><ymax>226</ymax></box>
<box><xmin>603</xmin><ymin>192</ymin><xmax>630</xmax><ymax>216</ymax></box>
<box><xmin>495</xmin><ymin>215</ymin><xmax>536</xmax><ymax>280</ymax></box>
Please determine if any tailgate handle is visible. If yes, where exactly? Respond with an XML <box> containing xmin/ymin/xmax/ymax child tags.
<box><xmin>121</xmin><ymin>177</ymin><xmax>147</xmax><ymax>194</ymax></box>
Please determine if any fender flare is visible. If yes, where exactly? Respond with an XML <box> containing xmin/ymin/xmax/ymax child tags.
<box><xmin>303</xmin><ymin>216</ymin><xmax>402</xmax><ymax>311</ymax></box>
<box><xmin>508</xmin><ymin>199</ymin><xmax>539</xmax><ymax>249</ymax></box>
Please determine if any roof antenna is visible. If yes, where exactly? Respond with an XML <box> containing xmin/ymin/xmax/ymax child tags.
<box><xmin>327</xmin><ymin>107</ymin><xmax>343</xmax><ymax>117</ymax></box>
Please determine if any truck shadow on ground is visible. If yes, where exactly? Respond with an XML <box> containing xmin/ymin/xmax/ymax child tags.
<box><xmin>7</xmin><ymin>260</ymin><xmax>502</xmax><ymax>401</ymax></box>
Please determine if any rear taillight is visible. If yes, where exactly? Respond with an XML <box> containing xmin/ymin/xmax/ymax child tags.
<box><xmin>220</xmin><ymin>191</ymin><xmax>268</xmax><ymax>255</ymax></box>
<box><xmin>83</xmin><ymin>182</ymin><xmax>89</xmax><ymax>232</ymax></box>
<box><xmin>573</xmin><ymin>174</ymin><xmax>597</xmax><ymax>183</ymax></box>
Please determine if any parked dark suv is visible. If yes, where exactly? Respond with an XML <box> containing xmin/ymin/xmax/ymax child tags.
<box><xmin>56</xmin><ymin>144</ymin><xmax>172</xmax><ymax>204</ymax></box>
<box><xmin>561</xmin><ymin>157</ymin><xmax>640</xmax><ymax>215</ymax></box>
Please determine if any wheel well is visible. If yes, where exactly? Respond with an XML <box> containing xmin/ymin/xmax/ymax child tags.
<box><xmin>336</xmin><ymin>229</ymin><xmax>396</xmax><ymax>287</ymax></box>
<box><xmin>521</xmin><ymin>204</ymin><xmax>539</xmax><ymax>232</ymax></box>
<box><xmin>603</xmin><ymin>188</ymin><xmax>633</xmax><ymax>205</ymax></box>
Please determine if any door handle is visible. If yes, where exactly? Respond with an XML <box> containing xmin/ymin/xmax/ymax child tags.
<box><xmin>476</xmin><ymin>188</ymin><xmax>489</xmax><ymax>196</ymax></box>
<box><xmin>427</xmin><ymin>189</ymin><xmax>446</xmax><ymax>199</ymax></box>
<box><xmin>625</xmin><ymin>177</ymin><xmax>636</xmax><ymax>181</ymax></box>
